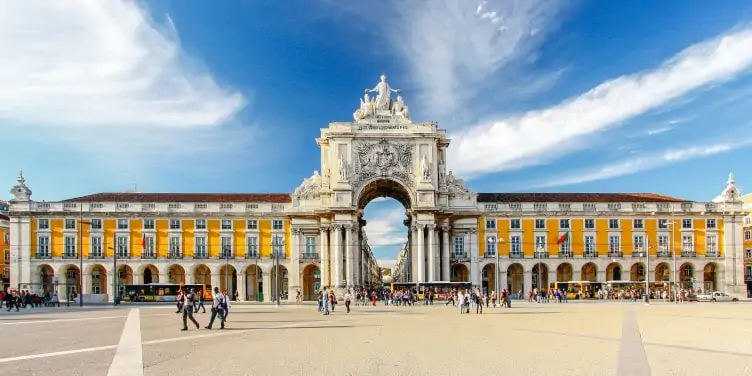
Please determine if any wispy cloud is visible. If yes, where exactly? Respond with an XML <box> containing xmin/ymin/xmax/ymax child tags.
<box><xmin>531</xmin><ymin>139</ymin><xmax>752</xmax><ymax>188</ymax></box>
<box><xmin>449</xmin><ymin>26</ymin><xmax>752</xmax><ymax>178</ymax></box>
<box><xmin>645</xmin><ymin>127</ymin><xmax>673</xmax><ymax>136</ymax></box>
<box><xmin>0</xmin><ymin>1</ymin><xmax>248</xmax><ymax>175</ymax></box>
<box><xmin>362</xmin><ymin>205</ymin><xmax>407</xmax><ymax>249</ymax></box>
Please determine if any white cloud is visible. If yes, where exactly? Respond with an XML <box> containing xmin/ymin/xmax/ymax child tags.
<box><xmin>362</xmin><ymin>206</ymin><xmax>408</xmax><ymax>248</ymax></box>
<box><xmin>645</xmin><ymin>127</ymin><xmax>672</xmax><ymax>136</ymax></box>
<box><xmin>532</xmin><ymin>139</ymin><xmax>752</xmax><ymax>188</ymax></box>
<box><xmin>450</xmin><ymin>26</ymin><xmax>752</xmax><ymax>178</ymax></box>
<box><xmin>0</xmin><ymin>1</ymin><xmax>247</xmax><ymax>173</ymax></box>
<box><xmin>376</xmin><ymin>259</ymin><xmax>396</xmax><ymax>270</ymax></box>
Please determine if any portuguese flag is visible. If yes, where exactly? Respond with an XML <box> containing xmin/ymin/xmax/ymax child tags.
<box><xmin>557</xmin><ymin>232</ymin><xmax>570</xmax><ymax>245</ymax></box>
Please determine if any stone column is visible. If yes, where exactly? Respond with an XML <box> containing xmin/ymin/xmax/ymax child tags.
<box><xmin>597</xmin><ymin>270</ymin><xmax>607</xmax><ymax>283</ymax></box>
<box><xmin>344</xmin><ymin>224</ymin><xmax>354</xmax><ymax>288</ymax></box>
<box><xmin>237</xmin><ymin>273</ymin><xmax>246</xmax><ymax>301</ymax></box>
<box><xmin>320</xmin><ymin>225</ymin><xmax>330</xmax><ymax>288</ymax></box>
<box><xmin>416</xmin><ymin>224</ymin><xmax>425</xmax><ymax>283</ymax></box>
<box><xmin>427</xmin><ymin>224</ymin><xmax>436</xmax><ymax>282</ymax></box>
<box><xmin>262</xmin><ymin>272</ymin><xmax>272</xmax><ymax>302</ymax></box>
<box><xmin>441</xmin><ymin>225</ymin><xmax>451</xmax><ymax>281</ymax></box>
<box><xmin>352</xmin><ymin>226</ymin><xmax>361</xmax><ymax>286</ymax></box>
<box><xmin>332</xmin><ymin>225</ymin><xmax>342</xmax><ymax>288</ymax></box>
<box><xmin>410</xmin><ymin>224</ymin><xmax>418</xmax><ymax>282</ymax></box>
<box><xmin>499</xmin><ymin>270</ymin><xmax>508</xmax><ymax>292</ymax></box>
<box><xmin>523</xmin><ymin>270</ymin><xmax>532</xmax><ymax>295</ymax></box>
<box><xmin>288</xmin><ymin>229</ymin><xmax>301</xmax><ymax>301</ymax></box>
<box><xmin>469</xmin><ymin>229</ymin><xmax>480</xmax><ymax>287</ymax></box>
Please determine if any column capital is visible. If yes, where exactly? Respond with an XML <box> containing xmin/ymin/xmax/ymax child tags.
<box><xmin>320</xmin><ymin>224</ymin><xmax>331</xmax><ymax>232</ymax></box>
<box><xmin>469</xmin><ymin>228</ymin><xmax>478</xmax><ymax>234</ymax></box>
<box><xmin>426</xmin><ymin>223</ymin><xmax>436</xmax><ymax>231</ymax></box>
<box><xmin>441</xmin><ymin>225</ymin><xmax>451</xmax><ymax>232</ymax></box>
<box><xmin>332</xmin><ymin>224</ymin><xmax>343</xmax><ymax>231</ymax></box>
<box><xmin>292</xmin><ymin>228</ymin><xmax>302</xmax><ymax>235</ymax></box>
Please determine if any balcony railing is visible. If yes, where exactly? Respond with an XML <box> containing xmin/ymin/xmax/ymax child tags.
<box><xmin>88</xmin><ymin>253</ymin><xmax>104</xmax><ymax>259</ymax></box>
<box><xmin>62</xmin><ymin>253</ymin><xmax>78</xmax><ymax>259</ymax></box>
<box><xmin>656</xmin><ymin>251</ymin><xmax>671</xmax><ymax>258</ymax></box>
<box><xmin>270</xmin><ymin>251</ymin><xmax>286</xmax><ymax>259</ymax></box>
<box><xmin>245</xmin><ymin>252</ymin><xmax>260</xmax><ymax>259</ymax></box>
<box><xmin>36</xmin><ymin>253</ymin><xmax>52</xmax><ymax>259</ymax></box>
<box><xmin>533</xmin><ymin>251</ymin><xmax>548</xmax><ymax>258</ymax></box>
<box><xmin>558</xmin><ymin>252</ymin><xmax>573</xmax><ymax>258</ymax></box>
<box><xmin>141</xmin><ymin>252</ymin><xmax>156</xmax><ymax>259</ymax></box>
<box><xmin>583</xmin><ymin>251</ymin><xmax>598</xmax><ymax>258</ymax></box>
<box><xmin>451</xmin><ymin>252</ymin><xmax>469</xmax><ymax>261</ymax></box>
<box><xmin>168</xmin><ymin>252</ymin><xmax>183</xmax><ymax>259</ymax></box>
<box><xmin>608</xmin><ymin>251</ymin><xmax>623</xmax><ymax>257</ymax></box>
<box><xmin>681</xmin><ymin>251</ymin><xmax>696</xmax><ymax>257</ymax></box>
<box><xmin>193</xmin><ymin>253</ymin><xmax>208</xmax><ymax>259</ymax></box>
<box><xmin>219</xmin><ymin>253</ymin><xmax>235</xmax><ymax>259</ymax></box>
<box><xmin>705</xmin><ymin>251</ymin><xmax>720</xmax><ymax>258</ymax></box>
<box><xmin>509</xmin><ymin>252</ymin><xmax>524</xmax><ymax>259</ymax></box>
<box><xmin>115</xmin><ymin>252</ymin><xmax>131</xmax><ymax>259</ymax></box>
<box><xmin>300</xmin><ymin>253</ymin><xmax>320</xmax><ymax>260</ymax></box>
<box><xmin>484</xmin><ymin>252</ymin><xmax>497</xmax><ymax>258</ymax></box>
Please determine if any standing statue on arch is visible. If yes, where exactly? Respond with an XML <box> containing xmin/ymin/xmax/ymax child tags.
<box><xmin>365</xmin><ymin>74</ymin><xmax>401</xmax><ymax>111</ymax></box>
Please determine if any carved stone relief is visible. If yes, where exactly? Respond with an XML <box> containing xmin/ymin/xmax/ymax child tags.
<box><xmin>350</xmin><ymin>138</ymin><xmax>414</xmax><ymax>191</ymax></box>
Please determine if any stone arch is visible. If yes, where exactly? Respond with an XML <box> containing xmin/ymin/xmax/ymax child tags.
<box><xmin>531</xmin><ymin>263</ymin><xmax>549</xmax><ymax>290</ymax></box>
<box><xmin>606</xmin><ymin>263</ymin><xmax>622</xmax><ymax>281</ymax></box>
<box><xmin>481</xmin><ymin>263</ymin><xmax>496</xmax><ymax>293</ymax></box>
<box><xmin>680</xmin><ymin>262</ymin><xmax>694</xmax><ymax>288</ymax></box>
<box><xmin>450</xmin><ymin>264</ymin><xmax>469</xmax><ymax>282</ymax></box>
<box><xmin>60</xmin><ymin>264</ymin><xmax>81</xmax><ymax>297</ymax></box>
<box><xmin>655</xmin><ymin>262</ymin><xmax>670</xmax><ymax>282</ymax></box>
<box><xmin>507</xmin><ymin>263</ymin><xmax>523</xmax><ymax>293</ymax></box>
<box><xmin>270</xmin><ymin>265</ymin><xmax>289</xmax><ymax>300</ymax></box>
<box><xmin>630</xmin><ymin>262</ymin><xmax>646</xmax><ymax>282</ymax></box>
<box><xmin>167</xmin><ymin>265</ymin><xmax>186</xmax><ymax>284</ymax></box>
<box><xmin>219</xmin><ymin>265</ymin><xmax>238</xmax><ymax>295</ymax></box>
<box><xmin>139</xmin><ymin>264</ymin><xmax>159</xmax><ymax>284</ymax></box>
<box><xmin>89</xmin><ymin>264</ymin><xmax>107</xmax><ymax>295</ymax></box>
<box><xmin>556</xmin><ymin>263</ymin><xmax>573</xmax><ymax>282</ymax></box>
<box><xmin>193</xmin><ymin>264</ymin><xmax>211</xmax><ymax>286</ymax></box>
<box><xmin>38</xmin><ymin>264</ymin><xmax>55</xmax><ymax>293</ymax></box>
<box><xmin>581</xmin><ymin>263</ymin><xmax>597</xmax><ymax>282</ymax></box>
<box><xmin>703</xmin><ymin>263</ymin><xmax>718</xmax><ymax>292</ymax></box>
<box><xmin>355</xmin><ymin>177</ymin><xmax>413</xmax><ymax>210</ymax></box>
<box><xmin>244</xmin><ymin>264</ymin><xmax>262</xmax><ymax>301</ymax></box>
<box><xmin>302</xmin><ymin>264</ymin><xmax>321</xmax><ymax>301</ymax></box>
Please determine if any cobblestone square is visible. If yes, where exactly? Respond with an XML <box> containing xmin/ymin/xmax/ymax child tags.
<box><xmin>1</xmin><ymin>301</ymin><xmax>751</xmax><ymax>376</ymax></box>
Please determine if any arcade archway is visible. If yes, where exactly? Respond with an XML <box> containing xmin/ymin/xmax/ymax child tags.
<box><xmin>302</xmin><ymin>264</ymin><xmax>321</xmax><ymax>301</ymax></box>
<box><xmin>481</xmin><ymin>263</ymin><xmax>495</xmax><ymax>293</ymax></box>
<box><xmin>630</xmin><ymin>263</ymin><xmax>646</xmax><ymax>282</ymax></box>
<box><xmin>244</xmin><ymin>265</ymin><xmax>262</xmax><ymax>301</ymax></box>
<box><xmin>271</xmin><ymin>265</ymin><xmax>288</xmax><ymax>300</ymax></box>
<box><xmin>38</xmin><ymin>264</ymin><xmax>54</xmax><ymax>293</ymax></box>
<box><xmin>556</xmin><ymin>263</ymin><xmax>573</xmax><ymax>282</ymax></box>
<box><xmin>507</xmin><ymin>263</ymin><xmax>523</xmax><ymax>294</ymax></box>
<box><xmin>141</xmin><ymin>265</ymin><xmax>158</xmax><ymax>284</ymax></box>
<box><xmin>581</xmin><ymin>263</ymin><xmax>597</xmax><ymax>282</ymax></box>
<box><xmin>219</xmin><ymin>265</ymin><xmax>237</xmax><ymax>295</ymax></box>
<box><xmin>703</xmin><ymin>263</ymin><xmax>718</xmax><ymax>291</ymax></box>
<box><xmin>194</xmin><ymin>265</ymin><xmax>211</xmax><ymax>285</ymax></box>
<box><xmin>655</xmin><ymin>263</ymin><xmax>670</xmax><ymax>282</ymax></box>
<box><xmin>451</xmin><ymin>264</ymin><xmax>469</xmax><ymax>282</ymax></box>
<box><xmin>606</xmin><ymin>263</ymin><xmax>622</xmax><ymax>281</ymax></box>
<box><xmin>532</xmin><ymin>263</ymin><xmax>549</xmax><ymax>290</ymax></box>
<box><xmin>167</xmin><ymin>265</ymin><xmax>185</xmax><ymax>284</ymax></box>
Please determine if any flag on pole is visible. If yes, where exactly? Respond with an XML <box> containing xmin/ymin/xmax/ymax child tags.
<box><xmin>141</xmin><ymin>234</ymin><xmax>146</xmax><ymax>249</ymax></box>
<box><xmin>557</xmin><ymin>232</ymin><xmax>570</xmax><ymax>245</ymax></box>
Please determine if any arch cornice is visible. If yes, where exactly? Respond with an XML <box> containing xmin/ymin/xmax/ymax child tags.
<box><xmin>354</xmin><ymin>176</ymin><xmax>413</xmax><ymax>209</ymax></box>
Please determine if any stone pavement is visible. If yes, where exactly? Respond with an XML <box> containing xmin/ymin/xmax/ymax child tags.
<box><xmin>0</xmin><ymin>301</ymin><xmax>750</xmax><ymax>376</ymax></box>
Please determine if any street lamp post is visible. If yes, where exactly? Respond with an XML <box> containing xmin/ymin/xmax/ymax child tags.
<box><xmin>644</xmin><ymin>239</ymin><xmax>650</xmax><ymax>304</ymax></box>
<box><xmin>536</xmin><ymin>245</ymin><xmax>544</xmax><ymax>293</ymax></box>
<box><xmin>77</xmin><ymin>208</ymin><xmax>93</xmax><ymax>308</ymax></box>
<box><xmin>273</xmin><ymin>238</ymin><xmax>283</xmax><ymax>307</ymax></box>
<box><xmin>111</xmin><ymin>239</ymin><xmax>117</xmax><ymax>306</ymax></box>
<box><xmin>487</xmin><ymin>236</ymin><xmax>502</xmax><ymax>298</ymax></box>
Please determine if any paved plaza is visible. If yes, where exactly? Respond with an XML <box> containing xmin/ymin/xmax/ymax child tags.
<box><xmin>0</xmin><ymin>301</ymin><xmax>751</xmax><ymax>376</ymax></box>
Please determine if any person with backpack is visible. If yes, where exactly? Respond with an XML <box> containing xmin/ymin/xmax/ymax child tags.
<box><xmin>204</xmin><ymin>287</ymin><xmax>226</xmax><ymax>330</ymax></box>
<box><xmin>181</xmin><ymin>288</ymin><xmax>200</xmax><ymax>331</ymax></box>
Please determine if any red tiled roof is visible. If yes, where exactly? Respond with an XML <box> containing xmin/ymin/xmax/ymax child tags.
<box><xmin>477</xmin><ymin>193</ymin><xmax>688</xmax><ymax>203</ymax></box>
<box><xmin>62</xmin><ymin>192</ymin><xmax>292</xmax><ymax>204</ymax></box>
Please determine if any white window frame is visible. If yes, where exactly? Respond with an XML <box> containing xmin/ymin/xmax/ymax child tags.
<box><xmin>305</xmin><ymin>236</ymin><xmax>316</xmax><ymax>255</ymax></box>
<box><xmin>194</xmin><ymin>236</ymin><xmax>207</xmax><ymax>258</ymax></box>
<box><xmin>633</xmin><ymin>219</ymin><xmax>644</xmax><ymax>229</ymax></box>
<box><xmin>745</xmin><ymin>249</ymin><xmax>751</xmax><ymax>259</ymax></box>
<box><xmin>559</xmin><ymin>236</ymin><xmax>571</xmax><ymax>256</ymax></box>
<box><xmin>584</xmin><ymin>235</ymin><xmax>595</xmax><ymax>256</ymax></box>
<box><xmin>534</xmin><ymin>235</ymin><xmax>546</xmax><ymax>251</ymax></box>
<box><xmin>169</xmin><ymin>219</ymin><xmax>181</xmax><ymax>230</ymax></box>
<box><xmin>608</xmin><ymin>219</ymin><xmax>619</xmax><ymax>229</ymax></box>
<box><xmin>246</xmin><ymin>236</ymin><xmax>259</xmax><ymax>257</ymax></box>
<box><xmin>706</xmin><ymin>219</ymin><xmax>716</xmax><ymax>229</ymax></box>
<box><xmin>658</xmin><ymin>235</ymin><xmax>669</xmax><ymax>253</ymax></box>
<box><xmin>221</xmin><ymin>219</ymin><xmax>233</xmax><ymax>230</ymax></box>
<box><xmin>143</xmin><ymin>235</ymin><xmax>155</xmax><ymax>257</ymax></box>
<box><xmin>658</xmin><ymin>219</ymin><xmax>669</xmax><ymax>229</ymax></box>
<box><xmin>608</xmin><ymin>235</ymin><xmax>621</xmax><ymax>254</ymax></box>
<box><xmin>90</xmin><ymin>219</ymin><xmax>102</xmax><ymax>230</ymax></box>
<box><xmin>115</xmin><ymin>235</ymin><xmax>129</xmax><ymax>258</ymax></box>
<box><xmin>38</xmin><ymin>219</ymin><xmax>50</xmax><ymax>230</ymax></box>
<box><xmin>247</xmin><ymin>220</ymin><xmax>258</xmax><ymax>230</ymax></box>
<box><xmin>143</xmin><ymin>219</ymin><xmax>155</xmax><ymax>230</ymax></box>
<box><xmin>485</xmin><ymin>219</ymin><xmax>496</xmax><ymax>230</ymax></box>
<box><xmin>559</xmin><ymin>219</ymin><xmax>570</xmax><ymax>229</ymax></box>
<box><xmin>633</xmin><ymin>235</ymin><xmax>645</xmax><ymax>255</ymax></box>
<box><xmin>510</xmin><ymin>236</ymin><xmax>521</xmax><ymax>256</ymax></box>
<box><xmin>169</xmin><ymin>235</ymin><xmax>182</xmax><ymax>257</ymax></box>
<box><xmin>91</xmin><ymin>270</ymin><xmax>101</xmax><ymax>294</ymax></box>
<box><xmin>534</xmin><ymin>219</ymin><xmax>545</xmax><ymax>229</ymax></box>
<box><xmin>272</xmin><ymin>220</ymin><xmax>284</xmax><ymax>231</ymax></box>
<box><xmin>64</xmin><ymin>236</ymin><xmax>76</xmax><ymax>256</ymax></box>
<box><xmin>64</xmin><ymin>219</ymin><xmax>76</xmax><ymax>230</ymax></box>
<box><xmin>584</xmin><ymin>219</ymin><xmax>595</xmax><ymax>229</ymax></box>
<box><xmin>195</xmin><ymin>219</ymin><xmax>207</xmax><ymax>230</ymax></box>
<box><xmin>681</xmin><ymin>219</ymin><xmax>692</xmax><ymax>229</ymax></box>
<box><xmin>221</xmin><ymin>236</ymin><xmax>233</xmax><ymax>258</ymax></box>
<box><xmin>681</xmin><ymin>235</ymin><xmax>694</xmax><ymax>253</ymax></box>
<box><xmin>510</xmin><ymin>219</ymin><xmax>521</xmax><ymax>229</ymax></box>
<box><xmin>486</xmin><ymin>236</ymin><xmax>497</xmax><ymax>256</ymax></box>
<box><xmin>37</xmin><ymin>235</ymin><xmax>50</xmax><ymax>257</ymax></box>
<box><xmin>706</xmin><ymin>235</ymin><xmax>717</xmax><ymax>255</ymax></box>
<box><xmin>90</xmin><ymin>236</ymin><xmax>103</xmax><ymax>257</ymax></box>
<box><xmin>452</xmin><ymin>236</ymin><xmax>465</xmax><ymax>256</ymax></box>
<box><xmin>745</xmin><ymin>231</ymin><xmax>750</xmax><ymax>241</ymax></box>
<box><xmin>116</xmin><ymin>219</ymin><xmax>129</xmax><ymax>230</ymax></box>
<box><xmin>271</xmin><ymin>234</ymin><xmax>284</xmax><ymax>257</ymax></box>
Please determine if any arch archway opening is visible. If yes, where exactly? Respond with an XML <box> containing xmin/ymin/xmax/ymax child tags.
<box><xmin>359</xmin><ymin>178</ymin><xmax>412</xmax><ymax>286</ymax></box>
<box><xmin>630</xmin><ymin>263</ymin><xmax>646</xmax><ymax>282</ymax></box>
<box><xmin>581</xmin><ymin>263</ymin><xmax>597</xmax><ymax>282</ymax></box>
<box><xmin>481</xmin><ymin>263</ymin><xmax>496</xmax><ymax>294</ymax></box>
<box><xmin>556</xmin><ymin>263</ymin><xmax>573</xmax><ymax>282</ymax></box>
<box><xmin>532</xmin><ymin>263</ymin><xmax>549</xmax><ymax>290</ymax></box>
<box><xmin>244</xmin><ymin>265</ymin><xmax>262</xmax><ymax>301</ymax></box>
<box><xmin>302</xmin><ymin>264</ymin><xmax>321</xmax><ymax>301</ymax></box>
<box><xmin>89</xmin><ymin>264</ymin><xmax>107</xmax><ymax>295</ymax></box>
<box><xmin>606</xmin><ymin>263</ymin><xmax>622</xmax><ymax>281</ymax></box>
<box><xmin>507</xmin><ymin>263</ymin><xmax>523</xmax><ymax>294</ymax></box>
<box><xmin>703</xmin><ymin>263</ymin><xmax>717</xmax><ymax>292</ymax></box>
<box><xmin>270</xmin><ymin>265</ymin><xmax>289</xmax><ymax>300</ymax></box>
<box><xmin>219</xmin><ymin>265</ymin><xmax>238</xmax><ymax>297</ymax></box>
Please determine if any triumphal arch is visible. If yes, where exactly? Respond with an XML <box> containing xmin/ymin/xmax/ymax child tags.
<box><xmin>289</xmin><ymin>74</ymin><xmax>478</xmax><ymax>292</ymax></box>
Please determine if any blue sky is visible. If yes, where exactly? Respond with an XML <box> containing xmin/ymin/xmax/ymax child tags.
<box><xmin>3</xmin><ymin>1</ymin><xmax>752</xmax><ymax>267</ymax></box>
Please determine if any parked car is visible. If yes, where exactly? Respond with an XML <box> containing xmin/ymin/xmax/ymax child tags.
<box><xmin>696</xmin><ymin>291</ymin><xmax>738</xmax><ymax>302</ymax></box>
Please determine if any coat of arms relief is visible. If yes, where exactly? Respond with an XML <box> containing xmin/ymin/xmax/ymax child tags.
<box><xmin>350</xmin><ymin>139</ymin><xmax>414</xmax><ymax>191</ymax></box>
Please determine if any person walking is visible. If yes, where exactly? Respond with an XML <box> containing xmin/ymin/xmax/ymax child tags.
<box><xmin>344</xmin><ymin>290</ymin><xmax>352</xmax><ymax>314</ymax></box>
<box><xmin>194</xmin><ymin>288</ymin><xmax>206</xmax><ymax>313</ymax></box>
<box><xmin>181</xmin><ymin>288</ymin><xmax>200</xmax><ymax>331</ymax></box>
<box><xmin>204</xmin><ymin>287</ymin><xmax>226</xmax><ymax>330</ymax></box>
<box><xmin>222</xmin><ymin>289</ymin><xmax>231</xmax><ymax>321</ymax></box>
<box><xmin>322</xmin><ymin>287</ymin><xmax>330</xmax><ymax>315</ymax></box>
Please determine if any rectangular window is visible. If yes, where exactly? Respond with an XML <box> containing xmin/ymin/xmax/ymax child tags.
<box><xmin>746</xmin><ymin>249</ymin><xmax>751</xmax><ymax>259</ymax></box>
<box><xmin>90</xmin><ymin>219</ymin><xmax>102</xmax><ymax>230</ymax></box>
<box><xmin>633</xmin><ymin>235</ymin><xmax>645</xmax><ymax>255</ymax></box>
<box><xmin>658</xmin><ymin>235</ymin><xmax>669</xmax><ymax>253</ymax></box>
<box><xmin>305</xmin><ymin>236</ymin><xmax>316</xmax><ymax>255</ymax></box>
<box><xmin>169</xmin><ymin>236</ymin><xmax>181</xmax><ymax>257</ymax></box>
<box><xmin>485</xmin><ymin>219</ymin><xmax>496</xmax><ymax>229</ymax></box>
<box><xmin>64</xmin><ymin>236</ymin><xmax>76</xmax><ymax>257</ymax></box>
<box><xmin>510</xmin><ymin>219</ymin><xmax>521</xmax><ymax>229</ymax></box>
<box><xmin>658</xmin><ymin>219</ymin><xmax>669</xmax><ymax>229</ymax></box>
<box><xmin>272</xmin><ymin>220</ymin><xmax>284</xmax><ymax>230</ymax></box>
<box><xmin>194</xmin><ymin>236</ymin><xmax>207</xmax><ymax>258</ymax></box>
<box><xmin>510</xmin><ymin>236</ymin><xmax>521</xmax><ymax>256</ymax></box>
<box><xmin>633</xmin><ymin>219</ymin><xmax>644</xmax><ymax>229</ymax></box>
<box><xmin>534</xmin><ymin>219</ymin><xmax>545</xmax><ymax>229</ymax></box>
<box><xmin>559</xmin><ymin>236</ymin><xmax>571</xmax><ymax>257</ymax></box>
<box><xmin>3</xmin><ymin>232</ymin><xmax>8</xmax><ymax>244</ymax></box>
<box><xmin>37</xmin><ymin>236</ymin><xmax>50</xmax><ymax>257</ymax></box>
<box><xmin>38</xmin><ymin>219</ymin><xmax>50</xmax><ymax>230</ymax></box>
<box><xmin>247</xmin><ymin>220</ymin><xmax>258</xmax><ymax>230</ymax></box>
<box><xmin>90</xmin><ymin>236</ymin><xmax>103</xmax><ymax>257</ymax></box>
<box><xmin>682</xmin><ymin>219</ymin><xmax>692</xmax><ymax>229</ymax></box>
<box><xmin>584</xmin><ymin>236</ymin><xmax>595</xmax><ymax>256</ymax></box>
<box><xmin>115</xmin><ymin>236</ymin><xmax>129</xmax><ymax>258</ymax></box>
<box><xmin>143</xmin><ymin>219</ymin><xmax>155</xmax><ymax>230</ymax></box>
<box><xmin>221</xmin><ymin>219</ymin><xmax>233</xmax><ymax>230</ymax></box>
<box><xmin>117</xmin><ymin>219</ymin><xmax>129</xmax><ymax>230</ymax></box>
<box><xmin>452</xmin><ymin>236</ymin><xmax>465</xmax><ymax>256</ymax></box>
<box><xmin>584</xmin><ymin>219</ymin><xmax>595</xmax><ymax>229</ymax></box>
<box><xmin>746</xmin><ymin>230</ymin><xmax>751</xmax><ymax>241</ymax></box>
<box><xmin>143</xmin><ymin>236</ymin><xmax>155</xmax><ymax>257</ymax></box>
<box><xmin>169</xmin><ymin>219</ymin><xmax>181</xmax><ymax>230</ymax></box>
<box><xmin>272</xmin><ymin>235</ymin><xmax>284</xmax><ymax>256</ymax></box>
<box><xmin>246</xmin><ymin>236</ymin><xmax>258</xmax><ymax>257</ymax></box>
<box><xmin>706</xmin><ymin>235</ymin><xmax>717</xmax><ymax>255</ymax></box>
<box><xmin>682</xmin><ymin>235</ymin><xmax>694</xmax><ymax>254</ymax></box>
<box><xmin>486</xmin><ymin>237</ymin><xmax>496</xmax><ymax>256</ymax></box>
<box><xmin>534</xmin><ymin>235</ymin><xmax>546</xmax><ymax>251</ymax></box>
<box><xmin>706</xmin><ymin>219</ymin><xmax>716</xmax><ymax>229</ymax></box>
<box><xmin>195</xmin><ymin>219</ymin><xmax>206</xmax><ymax>230</ymax></box>
<box><xmin>608</xmin><ymin>219</ymin><xmax>619</xmax><ymax>229</ymax></box>
<box><xmin>559</xmin><ymin>219</ymin><xmax>570</xmax><ymax>229</ymax></box>
<box><xmin>608</xmin><ymin>235</ymin><xmax>621</xmax><ymax>254</ymax></box>
<box><xmin>221</xmin><ymin>236</ymin><xmax>233</xmax><ymax>258</ymax></box>
<box><xmin>64</xmin><ymin>219</ymin><xmax>76</xmax><ymax>230</ymax></box>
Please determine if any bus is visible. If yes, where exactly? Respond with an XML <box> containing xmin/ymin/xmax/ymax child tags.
<box><xmin>549</xmin><ymin>281</ymin><xmax>603</xmax><ymax>299</ymax></box>
<box><xmin>121</xmin><ymin>283</ymin><xmax>212</xmax><ymax>302</ymax></box>
<box><xmin>390</xmin><ymin>281</ymin><xmax>472</xmax><ymax>301</ymax></box>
